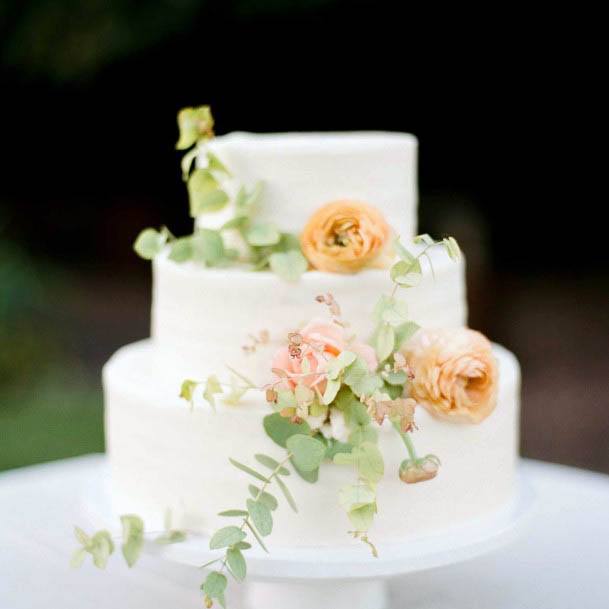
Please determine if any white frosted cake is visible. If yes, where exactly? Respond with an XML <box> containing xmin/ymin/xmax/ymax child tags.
<box><xmin>103</xmin><ymin>118</ymin><xmax>520</xmax><ymax>557</ymax></box>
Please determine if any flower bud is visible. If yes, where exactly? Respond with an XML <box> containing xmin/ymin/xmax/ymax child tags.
<box><xmin>399</xmin><ymin>455</ymin><xmax>440</xmax><ymax>484</ymax></box>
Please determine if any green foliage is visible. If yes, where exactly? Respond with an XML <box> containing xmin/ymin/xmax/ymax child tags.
<box><xmin>274</xmin><ymin>475</ymin><xmax>298</xmax><ymax>513</ymax></box>
<box><xmin>168</xmin><ymin>237</ymin><xmax>193</xmax><ymax>262</ymax></box>
<box><xmin>254</xmin><ymin>454</ymin><xmax>290</xmax><ymax>475</ymax></box>
<box><xmin>268</xmin><ymin>250</ymin><xmax>308</xmax><ymax>282</ymax></box>
<box><xmin>203</xmin><ymin>375</ymin><xmax>223</xmax><ymax>410</ymax></box>
<box><xmin>286</xmin><ymin>435</ymin><xmax>326</xmax><ymax>473</ymax></box>
<box><xmin>201</xmin><ymin>571</ymin><xmax>227</xmax><ymax>608</ymax></box>
<box><xmin>188</xmin><ymin>169</ymin><xmax>229</xmax><ymax>216</ymax></box>
<box><xmin>229</xmin><ymin>458</ymin><xmax>270</xmax><ymax>483</ymax></box>
<box><xmin>246</xmin><ymin>498</ymin><xmax>273</xmax><ymax>536</ymax></box>
<box><xmin>191</xmin><ymin>229</ymin><xmax>226</xmax><ymax>266</ymax></box>
<box><xmin>218</xmin><ymin>509</ymin><xmax>249</xmax><ymax>518</ymax></box>
<box><xmin>263</xmin><ymin>413</ymin><xmax>311</xmax><ymax>448</ymax></box>
<box><xmin>443</xmin><ymin>236</ymin><xmax>461</xmax><ymax>261</ymax></box>
<box><xmin>246</xmin><ymin>223</ymin><xmax>281</xmax><ymax>246</ymax></box>
<box><xmin>334</xmin><ymin>442</ymin><xmax>384</xmax><ymax>484</ymax></box>
<box><xmin>226</xmin><ymin>547</ymin><xmax>247</xmax><ymax>581</ymax></box>
<box><xmin>343</xmin><ymin>357</ymin><xmax>383</xmax><ymax>398</ymax></box>
<box><xmin>206</xmin><ymin>151</ymin><xmax>231</xmax><ymax>176</ymax></box>
<box><xmin>133</xmin><ymin>227</ymin><xmax>168</xmax><ymax>259</ymax></box>
<box><xmin>120</xmin><ymin>514</ymin><xmax>144</xmax><ymax>567</ymax></box>
<box><xmin>248</xmin><ymin>485</ymin><xmax>278</xmax><ymax>511</ymax></box>
<box><xmin>209</xmin><ymin>526</ymin><xmax>246</xmax><ymax>550</ymax></box>
<box><xmin>176</xmin><ymin>106</ymin><xmax>214</xmax><ymax>150</ymax></box>
<box><xmin>394</xmin><ymin>321</ymin><xmax>420</xmax><ymax>349</ymax></box>
<box><xmin>375</xmin><ymin>323</ymin><xmax>395</xmax><ymax>362</ymax></box>
<box><xmin>180</xmin><ymin>379</ymin><xmax>198</xmax><ymax>407</ymax></box>
<box><xmin>71</xmin><ymin>527</ymin><xmax>115</xmax><ymax>569</ymax></box>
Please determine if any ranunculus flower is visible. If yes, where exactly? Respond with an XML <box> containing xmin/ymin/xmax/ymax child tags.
<box><xmin>300</xmin><ymin>201</ymin><xmax>392</xmax><ymax>274</ymax></box>
<box><xmin>271</xmin><ymin>317</ymin><xmax>377</xmax><ymax>391</ymax></box>
<box><xmin>404</xmin><ymin>328</ymin><xmax>498</xmax><ymax>424</ymax></box>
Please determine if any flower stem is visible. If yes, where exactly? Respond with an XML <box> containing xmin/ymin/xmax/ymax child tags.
<box><xmin>392</xmin><ymin>422</ymin><xmax>418</xmax><ymax>460</ymax></box>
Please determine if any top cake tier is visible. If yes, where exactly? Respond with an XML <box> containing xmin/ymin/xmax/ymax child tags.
<box><xmin>197</xmin><ymin>131</ymin><xmax>418</xmax><ymax>238</ymax></box>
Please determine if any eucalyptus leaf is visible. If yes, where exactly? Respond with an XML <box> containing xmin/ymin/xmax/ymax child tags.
<box><xmin>218</xmin><ymin>509</ymin><xmax>249</xmax><ymax>517</ymax></box>
<box><xmin>394</xmin><ymin>321</ymin><xmax>420</xmax><ymax>348</ymax></box>
<box><xmin>226</xmin><ymin>547</ymin><xmax>247</xmax><ymax>581</ymax></box>
<box><xmin>209</xmin><ymin>526</ymin><xmax>246</xmax><ymax>550</ymax></box>
<box><xmin>206</xmin><ymin>151</ymin><xmax>231</xmax><ymax>176</ymax></box>
<box><xmin>176</xmin><ymin>106</ymin><xmax>213</xmax><ymax>150</ymax></box>
<box><xmin>268</xmin><ymin>250</ymin><xmax>308</xmax><ymax>282</ymax></box>
<box><xmin>343</xmin><ymin>357</ymin><xmax>383</xmax><ymax>397</ymax></box>
<box><xmin>443</xmin><ymin>236</ymin><xmax>461</xmax><ymax>261</ymax></box>
<box><xmin>322</xmin><ymin>379</ymin><xmax>341</xmax><ymax>405</ymax></box>
<box><xmin>263</xmin><ymin>413</ymin><xmax>311</xmax><ymax>448</ymax></box>
<box><xmin>229</xmin><ymin>458</ymin><xmax>270</xmax><ymax>483</ymax></box>
<box><xmin>191</xmin><ymin>229</ymin><xmax>225</xmax><ymax>266</ymax></box>
<box><xmin>274</xmin><ymin>475</ymin><xmax>298</xmax><ymax>512</ymax></box>
<box><xmin>254</xmin><ymin>454</ymin><xmax>290</xmax><ymax>475</ymax></box>
<box><xmin>286</xmin><ymin>435</ymin><xmax>326</xmax><ymax>473</ymax></box>
<box><xmin>338</xmin><ymin>484</ymin><xmax>376</xmax><ymax>511</ymax></box>
<box><xmin>90</xmin><ymin>530</ymin><xmax>115</xmax><ymax>569</ymax></box>
<box><xmin>179</xmin><ymin>379</ymin><xmax>198</xmax><ymax>406</ymax></box>
<box><xmin>120</xmin><ymin>514</ymin><xmax>144</xmax><ymax>568</ymax></box>
<box><xmin>248</xmin><ymin>485</ymin><xmax>278</xmax><ymax>511</ymax></box>
<box><xmin>188</xmin><ymin>169</ymin><xmax>229</xmax><ymax>216</ymax></box>
<box><xmin>246</xmin><ymin>223</ymin><xmax>281</xmax><ymax>246</ymax></box>
<box><xmin>348</xmin><ymin>503</ymin><xmax>376</xmax><ymax>532</ymax></box>
<box><xmin>168</xmin><ymin>237</ymin><xmax>193</xmax><ymax>262</ymax></box>
<box><xmin>203</xmin><ymin>375</ymin><xmax>223</xmax><ymax>410</ymax></box>
<box><xmin>376</xmin><ymin>323</ymin><xmax>395</xmax><ymax>362</ymax></box>
<box><xmin>246</xmin><ymin>498</ymin><xmax>273</xmax><ymax>536</ymax></box>
<box><xmin>413</xmin><ymin>233</ymin><xmax>434</xmax><ymax>246</ymax></box>
<box><xmin>244</xmin><ymin>519</ymin><xmax>268</xmax><ymax>553</ymax></box>
<box><xmin>133</xmin><ymin>228</ymin><xmax>167</xmax><ymax>260</ymax></box>
<box><xmin>201</xmin><ymin>571</ymin><xmax>227</xmax><ymax>606</ymax></box>
<box><xmin>390</xmin><ymin>258</ymin><xmax>422</xmax><ymax>286</ymax></box>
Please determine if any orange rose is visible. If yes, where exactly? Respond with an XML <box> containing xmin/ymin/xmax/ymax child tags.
<box><xmin>404</xmin><ymin>328</ymin><xmax>498</xmax><ymax>424</ymax></box>
<box><xmin>300</xmin><ymin>201</ymin><xmax>391</xmax><ymax>273</ymax></box>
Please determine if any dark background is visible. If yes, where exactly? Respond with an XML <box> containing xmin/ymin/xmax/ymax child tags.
<box><xmin>1</xmin><ymin>1</ymin><xmax>607</xmax><ymax>472</ymax></box>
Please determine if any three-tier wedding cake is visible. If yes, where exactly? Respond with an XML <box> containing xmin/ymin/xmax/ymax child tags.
<box><xmin>92</xmin><ymin>109</ymin><xmax>520</xmax><ymax>605</ymax></box>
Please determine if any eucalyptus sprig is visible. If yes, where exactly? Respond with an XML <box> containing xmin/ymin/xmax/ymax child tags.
<box><xmin>132</xmin><ymin>105</ymin><xmax>308</xmax><ymax>281</ymax></box>
<box><xmin>201</xmin><ymin>437</ymin><xmax>326</xmax><ymax>608</ymax></box>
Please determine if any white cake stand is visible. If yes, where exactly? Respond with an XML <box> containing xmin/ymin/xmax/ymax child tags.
<box><xmin>82</xmin><ymin>465</ymin><xmax>535</xmax><ymax>609</ymax></box>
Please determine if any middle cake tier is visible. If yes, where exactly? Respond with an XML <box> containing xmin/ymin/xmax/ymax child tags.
<box><xmin>151</xmin><ymin>247</ymin><xmax>468</xmax><ymax>382</ymax></box>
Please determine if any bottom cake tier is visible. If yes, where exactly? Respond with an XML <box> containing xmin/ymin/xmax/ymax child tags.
<box><xmin>103</xmin><ymin>340</ymin><xmax>520</xmax><ymax>548</ymax></box>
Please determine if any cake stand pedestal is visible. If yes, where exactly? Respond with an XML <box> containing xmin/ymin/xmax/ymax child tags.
<box><xmin>83</xmin><ymin>470</ymin><xmax>535</xmax><ymax>609</ymax></box>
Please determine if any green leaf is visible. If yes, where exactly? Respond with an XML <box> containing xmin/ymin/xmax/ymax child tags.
<box><xmin>338</xmin><ymin>484</ymin><xmax>376</xmax><ymax>511</ymax></box>
<box><xmin>343</xmin><ymin>357</ymin><xmax>383</xmax><ymax>398</ymax></box>
<box><xmin>384</xmin><ymin>369</ymin><xmax>408</xmax><ymax>385</ymax></box>
<box><xmin>246</xmin><ymin>223</ymin><xmax>281</xmax><ymax>246</ymax></box>
<box><xmin>203</xmin><ymin>375</ymin><xmax>223</xmax><ymax>410</ymax></box>
<box><xmin>229</xmin><ymin>458</ymin><xmax>270</xmax><ymax>483</ymax></box>
<box><xmin>376</xmin><ymin>323</ymin><xmax>395</xmax><ymax>362</ymax></box>
<box><xmin>234</xmin><ymin>541</ymin><xmax>252</xmax><ymax>550</ymax></box>
<box><xmin>390</xmin><ymin>258</ymin><xmax>422</xmax><ymax>287</ymax></box>
<box><xmin>74</xmin><ymin>526</ymin><xmax>90</xmax><ymax>546</ymax></box>
<box><xmin>335</xmin><ymin>443</ymin><xmax>384</xmax><ymax>484</ymax></box>
<box><xmin>374</xmin><ymin>295</ymin><xmax>409</xmax><ymax>326</ymax></box>
<box><xmin>201</xmin><ymin>571</ymin><xmax>228</xmax><ymax>606</ymax></box>
<box><xmin>206</xmin><ymin>151</ymin><xmax>231</xmax><ymax>176</ymax></box>
<box><xmin>133</xmin><ymin>228</ymin><xmax>167</xmax><ymax>260</ymax></box>
<box><xmin>90</xmin><ymin>530</ymin><xmax>115</xmax><ymax>569</ymax></box>
<box><xmin>383</xmin><ymin>381</ymin><xmax>405</xmax><ymax>399</ymax></box>
<box><xmin>326</xmin><ymin>350</ymin><xmax>357</xmax><ymax>381</ymax></box>
<box><xmin>348</xmin><ymin>425</ymin><xmax>378</xmax><ymax>446</ymax></box>
<box><xmin>413</xmin><ymin>233</ymin><xmax>434</xmax><ymax>246</ymax></box>
<box><xmin>322</xmin><ymin>379</ymin><xmax>341</xmax><ymax>405</ymax></box>
<box><xmin>247</xmin><ymin>498</ymin><xmax>273</xmax><ymax>536</ymax></box>
<box><xmin>291</xmin><ymin>459</ymin><xmax>319</xmax><ymax>482</ymax></box>
<box><xmin>179</xmin><ymin>379</ymin><xmax>198</xmax><ymax>405</ymax></box>
<box><xmin>209</xmin><ymin>526</ymin><xmax>246</xmax><ymax>550</ymax></box>
<box><xmin>286</xmin><ymin>435</ymin><xmax>326</xmax><ymax>473</ymax></box>
<box><xmin>268</xmin><ymin>250</ymin><xmax>308</xmax><ymax>282</ymax></box>
<box><xmin>226</xmin><ymin>547</ymin><xmax>247</xmax><ymax>581</ymax></box>
<box><xmin>176</xmin><ymin>106</ymin><xmax>213</xmax><ymax>150</ymax></box>
<box><xmin>188</xmin><ymin>169</ymin><xmax>229</xmax><ymax>216</ymax></box>
<box><xmin>120</xmin><ymin>514</ymin><xmax>144</xmax><ymax>568</ymax></box>
<box><xmin>348</xmin><ymin>503</ymin><xmax>376</xmax><ymax>532</ymax></box>
<box><xmin>244</xmin><ymin>519</ymin><xmax>268</xmax><ymax>553</ymax></box>
<box><xmin>443</xmin><ymin>236</ymin><xmax>461</xmax><ymax>261</ymax></box>
<box><xmin>223</xmin><ymin>375</ymin><xmax>249</xmax><ymax>405</ymax></box>
<box><xmin>191</xmin><ymin>229</ymin><xmax>225</xmax><ymax>266</ymax></box>
<box><xmin>235</xmin><ymin>182</ymin><xmax>264</xmax><ymax>212</ymax></box>
<box><xmin>248</xmin><ymin>485</ymin><xmax>279</xmax><ymax>511</ymax></box>
<box><xmin>394</xmin><ymin>321</ymin><xmax>420</xmax><ymax>349</ymax></box>
<box><xmin>70</xmin><ymin>547</ymin><xmax>87</xmax><ymax>569</ymax></box>
<box><xmin>218</xmin><ymin>509</ymin><xmax>249</xmax><ymax>517</ymax></box>
<box><xmin>168</xmin><ymin>237</ymin><xmax>193</xmax><ymax>262</ymax></box>
<box><xmin>395</xmin><ymin>239</ymin><xmax>416</xmax><ymax>262</ymax></box>
<box><xmin>254</xmin><ymin>454</ymin><xmax>290</xmax><ymax>475</ymax></box>
<box><xmin>263</xmin><ymin>413</ymin><xmax>311</xmax><ymax>448</ymax></box>
<box><xmin>274</xmin><ymin>475</ymin><xmax>298</xmax><ymax>512</ymax></box>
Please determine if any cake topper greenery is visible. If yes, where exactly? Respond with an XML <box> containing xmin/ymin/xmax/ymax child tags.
<box><xmin>73</xmin><ymin>232</ymin><xmax>500</xmax><ymax>608</ymax></box>
<box><xmin>132</xmin><ymin>105</ymin><xmax>308</xmax><ymax>281</ymax></box>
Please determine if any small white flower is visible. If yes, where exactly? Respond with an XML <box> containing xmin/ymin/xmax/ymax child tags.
<box><xmin>329</xmin><ymin>409</ymin><xmax>350</xmax><ymax>443</ymax></box>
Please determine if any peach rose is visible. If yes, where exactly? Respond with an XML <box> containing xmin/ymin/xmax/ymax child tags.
<box><xmin>271</xmin><ymin>318</ymin><xmax>377</xmax><ymax>391</ymax></box>
<box><xmin>404</xmin><ymin>328</ymin><xmax>498</xmax><ymax>424</ymax></box>
<box><xmin>300</xmin><ymin>201</ymin><xmax>391</xmax><ymax>274</ymax></box>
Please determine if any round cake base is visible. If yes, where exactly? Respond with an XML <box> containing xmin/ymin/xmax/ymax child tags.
<box><xmin>81</xmin><ymin>459</ymin><xmax>535</xmax><ymax>609</ymax></box>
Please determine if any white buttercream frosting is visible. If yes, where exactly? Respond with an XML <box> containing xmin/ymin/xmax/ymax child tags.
<box><xmin>150</xmin><ymin>246</ymin><xmax>467</xmax><ymax>383</ymax></box>
<box><xmin>104</xmin><ymin>341</ymin><xmax>520</xmax><ymax>547</ymax></box>
<box><xmin>196</xmin><ymin>131</ymin><xmax>418</xmax><ymax>239</ymax></box>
